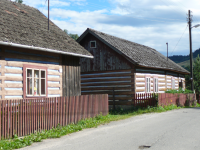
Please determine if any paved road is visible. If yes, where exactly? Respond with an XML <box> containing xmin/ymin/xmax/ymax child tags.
<box><xmin>20</xmin><ymin>108</ymin><xmax>200</xmax><ymax>150</ymax></box>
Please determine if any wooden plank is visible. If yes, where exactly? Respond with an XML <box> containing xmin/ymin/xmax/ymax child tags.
<box><xmin>136</xmin><ymin>75</ymin><xmax>145</xmax><ymax>78</ymax></box>
<box><xmin>4</xmin><ymin>83</ymin><xmax>23</xmax><ymax>88</ymax></box>
<box><xmin>136</xmin><ymin>84</ymin><xmax>145</xmax><ymax>87</ymax></box>
<box><xmin>136</xmin><ymin>89</ymin><xmax>145</xmax><ymax>92</ymax></box>
<box><xmin>81</xmin><ymin>77</ymin><xmax>132</xmax><ymax>83</ymax></box>
<box><xmin>136</xmin><ymin>79</ymin><xmax>145</xmax><ymax>83</ymax></box>
<box><xmin>81</xmin><ymin>73</ymin><xmax>134</xmax><ymax>78</ymax></box>
<box><xmin>4</xmin><ymin>69</ymin><xmax>23</xmax><ymax>74</ymax></box>
<box><xmin>4</xmin><ymin>90</ymin><xmax>23</xmax><ymax>95</ymax></box>
<box><xmin>48</xmin><ymin>71</ymin><xmax>61</xmax><ymax>76</ymax></box>
<box><xmin>48</xmin><ymin>90</ymin><xmax>62</xmax><ymax>95</ymax></box>
<box><xmin>159</xmin><ymin>88</ymin><xmax>166</xmax><ymax>91</ymax></box>
<box><xmin>109</xmin><ymin>97</ymin><xmax>135</xmax><ymax>100</ymax></box>
<box><xmin>81</xmin><ymin>87</ymin><xmax>132</xmax><ymax>91</ymax></box>
<box><xmin>4</xmin><ymin>76</ymin><xmax>22</xmax><ymax>81</ymax></box>
<box><xmin>81</xmin><ymin>82</ymin><xmax>133</xmax><ymax>86</ymax></box>
<box><xmin>82</xmin><ymin>91</ymin><xmax>135</xmax><ymax>95</ymax></box>
<box><xmin>48</xmin><ymin>77</ymin><xmax>61</xmax><ymax>82</ymax></box>
<box><xmin>4</xmin><ymin>53</ymin><xmax>58</xmax><ymax>64</ymax></box>
<box><xmin>48</xmin><ymin>83</ymin><xmax>61</xmax><ymax>88</ymax></box>
<box><xmin>81</xmin><ymin>69</ymin><xmax>132</xmax><ymax>74</ymax></box>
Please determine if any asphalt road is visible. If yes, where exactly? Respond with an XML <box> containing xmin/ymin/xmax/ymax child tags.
<box><xmin>20</xmin><ymin>108</ymin><xmax>200</xmax><ymax>150</ymax></box>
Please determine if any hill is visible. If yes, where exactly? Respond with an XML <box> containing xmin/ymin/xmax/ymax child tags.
<box><xmin>169</xmin><ymin>48</ymin><xmax>200</xmax><ymax>64</ymax></box>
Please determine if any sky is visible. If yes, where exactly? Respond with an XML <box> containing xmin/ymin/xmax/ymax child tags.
<box><xmin>13</xmin><ymin>0</ymin><xmax>200</xmax><ymax>56</ymax></box>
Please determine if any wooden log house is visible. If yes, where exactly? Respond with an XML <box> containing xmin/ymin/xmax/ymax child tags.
<box><xmin>77</xmin><ymin>28</ymin><xmax>190</xmax><ymax>103</ymax></box>
<box><xmin>0</xmin><ymin>0</ymin><xmax>93</xmax><ymax>100</ymax></box>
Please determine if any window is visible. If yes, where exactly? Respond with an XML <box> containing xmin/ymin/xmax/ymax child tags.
<box><xmin>90</xmin><ymin>41</ymin><xmax>96</xmax><ymax>48</ymax></box>
<box><xmin>154</xmin><ymin>77</ymin><xmax>159</xmax><ymax>93</ymax></box>
<box><xmin>23</xmin><ymin>65</ymin><xmax>47</xmax><ymax>97</ymax></box>
<box><xmin>179</xmin><ymin>79</ymin><xmax>183</xmax><ymax>89</ymax></box>
<box><xmin>171</xmin><ymin>77</ymin><xmax>175</xmax><ymax>89</ymax></box>
<box><xmin>146</xmin><ymin>76</ymin><xmax>151</xmax><ymax>93</ymax></box>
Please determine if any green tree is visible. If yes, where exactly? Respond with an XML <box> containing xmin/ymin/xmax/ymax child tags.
<box><xmin>193</xmin><ymin>54</ymin><xmax>200</xmax><ymax>94</ymax></box>
<box><xmin>64</xmin><ymin>29</ymin><xmax>79</xmax><ymax>40</ymax></box>
<box><xmin>15</xmin><ymin>0</ymin><xmax>23</xmax><ymax>3</ymax></box>
<box><xmin>69</xmin><ymin>33</ymin><xmax>79</xmax><ymax>40</ymax></box>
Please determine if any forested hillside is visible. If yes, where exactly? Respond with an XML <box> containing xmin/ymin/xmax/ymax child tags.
<box><xmin>169</xmin><ymin>48</ymin><xmax>200</xmax><ymax>64</ymax></box>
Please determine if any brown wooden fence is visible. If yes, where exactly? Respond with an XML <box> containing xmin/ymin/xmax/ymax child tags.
<box><xmin>158</xmin><ymin>93</ymin><xmax>196</xmax><ymax>106</ymax></box>
<box><xmin>109</xmin><ymin>93</ymin><xmax>157</xmax><ymax>109</ymax></box>
<box><xmin>0</xmin><ymin>94</ymin><xmax>108</xmax><ymax>140</ymax></box>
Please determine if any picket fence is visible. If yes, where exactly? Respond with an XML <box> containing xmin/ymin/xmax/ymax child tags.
<box><xmin>0</xmin><ymin>94</ymin><xmax>108</xmax><ymax>140</ymax></box>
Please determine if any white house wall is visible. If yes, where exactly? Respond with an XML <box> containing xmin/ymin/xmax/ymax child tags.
<box><xmin>136</xmin><ymin>72</ymin><xmax>186</xmax><ymax>94</ymax></box>
<box><xmin>0</xmin><ymin>60</ymin><xmax>62</xmax><ymax>100</ymax></box>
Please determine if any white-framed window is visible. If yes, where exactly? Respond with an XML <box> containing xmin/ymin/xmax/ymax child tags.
<box><xmin>154</xmin><ymin>77</ymin><xmax>159</xmax><ymax>93</ymax></box>
<box><xmin>90</xmin><ymin>41</ymin><xmax>96</xmax><ymax>48</ymax></box>
<box><xmin>171</xmin><ymin>77</ymin><xmax>175</xmax><ymax>89</ymax></box>
<box><xmin>146</xmin><ymin>77</ymin><xmax>151</xmax><ymax>93</ymax></box>
<box><xmin>26</xmin><ymin>68</ymin><xmax>46</xmax><ymax>96</ymax></box>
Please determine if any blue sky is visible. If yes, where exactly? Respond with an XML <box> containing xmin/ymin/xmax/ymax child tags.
<box><xmin>14</xmin><ymin>0</ymin><xmax>200</xmax><ymax>56</ymax></box>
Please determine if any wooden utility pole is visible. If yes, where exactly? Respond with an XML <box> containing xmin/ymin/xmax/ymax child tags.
<box><xmin>166</xmin><ymin>42</ymin><xmax>168</xmax><ymax>61</ymax></box>
<box><xmin>188</xmin><ymin>10</ymin><xmax>194</xmax><ymax>92</ymax></box>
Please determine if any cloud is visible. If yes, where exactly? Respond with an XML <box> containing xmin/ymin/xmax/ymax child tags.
<box><xmin>12</xmin><ymin>0</ymin><xmax>200</xmax><ymax>56</ymax></box>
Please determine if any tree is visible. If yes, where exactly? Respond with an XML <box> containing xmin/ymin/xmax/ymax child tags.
<box><xmin>193</xmin><ymin>54</ymin><xmax>200</xmax><ymax>94</ymax></box>
<box><xmin>15</xmin><ymin>0</ymin><xmax>23</xmax><ymax>3</ymax></box>
<box><xmin>64</xmin><ymin>29</ymin><xmax>79</xmax><ymax>40</ymax></box>
<box><xmin>68</xmin><ymin>33</ymin><xmax>79</xmax><ymax>40</ymax></box>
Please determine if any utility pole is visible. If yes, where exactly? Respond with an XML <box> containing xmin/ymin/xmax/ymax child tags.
<box><xmin>48</xmin><ymin>0</ymin><xmax>49</xmax><ymax>31</ymax></box>
<box><xmin>166</xmin><ymin>42</ymin><xmax>168</xmax><ymax>61</ymax></box>
<box><xmin>188</xmin><ymin>10</ymin><xmax>194</xmax><ymax>92</ymax></box>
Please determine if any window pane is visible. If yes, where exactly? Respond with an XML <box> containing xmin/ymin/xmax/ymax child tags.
<box><xmin>27</xmin><ymin>69</ymin><xmax>32</xmax><ymax>77</ymax></box>
<box><xmin>41</xmin><ymin>70</ymin><xmax>45</xmax><ymax>78</ymax></box>
<box><xmin>34</xmin><ymin>70</ymin><xmax>39</xmax><ymax>78</ymax></box>
<box><xmin>41</xmin><ymin>79</ymin><xmax>45</xmax><ymax>95</ymax></box>
<box><xmin>27</xmin><ymin>78</ymin><xmax>32</xmax><ymax>95</ymax></box>
<box><xmin>34</xmin><ymin>79</ymin><xmax>39</xmax><ymax>95</ymax></box>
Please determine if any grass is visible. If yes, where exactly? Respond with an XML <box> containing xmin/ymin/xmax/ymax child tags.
<box><xmin>0</xmin><ymin>104</ymin><xmax>197</xmax><ymax>150</ymax></box>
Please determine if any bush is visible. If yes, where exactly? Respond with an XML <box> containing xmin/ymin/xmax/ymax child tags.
<box><xmin>165</xmin><ymin>88</ymin><xmax>193</xmax><ymax>94</ymax></box>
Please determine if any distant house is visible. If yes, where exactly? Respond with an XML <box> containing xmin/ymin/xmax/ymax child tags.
<box><xmin>0</xmin><ymin>0</ymin><xmax>93</xmax><ymax>100</ymax></box>
<box><xmin>77</xmin><ymin>28</ymin><xmax>189</xmax><ymax>102</ymax></box>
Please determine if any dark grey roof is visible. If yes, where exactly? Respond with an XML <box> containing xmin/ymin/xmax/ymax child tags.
<box><xmin>0</xmin><ymin>0</ymin><xmax>92</xmax><ymax>58</ymax></box>
<box><xmin>78</xmin><ymin>28</ymin><xmax>189</xmax><ymax>74</ymax></box>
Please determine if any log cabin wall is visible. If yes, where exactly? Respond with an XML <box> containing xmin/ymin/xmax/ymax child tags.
<box><xmin>135</xmin><ymin>68</ymin><xmax>186</xmax><ymax>93</ymax></box>
<box><xmin>80</xmin><ymin>33</ymin><xmax>135</xmax><ymax>102</ymax></box>
<box><xmin>0</xmin><ymin>45</ymin><xmax>80</xmax><ymax>100</ymax></box>
<box><xmin>80</xmin><ymin>34</ymin><xmax>132</xmax><ymax>72</ymax></box>
<box><xmin>62</xmin><ymin>55</ymin><xmax>81</xmax><ymax>97</ymax></box>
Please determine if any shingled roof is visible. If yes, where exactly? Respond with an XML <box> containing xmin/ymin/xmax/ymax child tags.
<box><xmin>77</xmin><ymin>28</ymin><xmax>189</xmax><ymax>74</ymax></box>
<box><xmin>0</xmin><ymin>0</ymin><xmax>92</xmax><ymax>58</ymax></box>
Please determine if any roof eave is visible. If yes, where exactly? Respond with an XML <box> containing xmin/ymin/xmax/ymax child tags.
<box><xmin>0</xmin><ymin>41</ymin><xmax>94</xmax><ymax>59</ymax></box>
<box><xmin>137</xmin><ymin>64</ymin><xmax>190</xmax><ymax>75</ymax></box>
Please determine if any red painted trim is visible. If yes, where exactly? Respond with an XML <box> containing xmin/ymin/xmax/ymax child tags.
<box><xmin>23</xmin><ymin>64</ymin><xmax>48</xmax><ymax>99</ymax></box>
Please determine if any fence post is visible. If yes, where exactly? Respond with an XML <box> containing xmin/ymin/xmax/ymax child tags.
<box><xmin>113</xmin><ymin>87</ymin><xmax>115</xmax><ymax>111</ymax></box>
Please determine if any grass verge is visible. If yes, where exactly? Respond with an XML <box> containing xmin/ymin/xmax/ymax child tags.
<box><xmin>0</xmin><ymin>104</ymin><xmax>195</xmax><ymax>150</ymax></box>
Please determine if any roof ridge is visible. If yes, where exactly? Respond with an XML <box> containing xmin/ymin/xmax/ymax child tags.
<box><xmin>88</xmin><ymin>28</ymin><xmax>157</xmax><ymax>51</ymax></box>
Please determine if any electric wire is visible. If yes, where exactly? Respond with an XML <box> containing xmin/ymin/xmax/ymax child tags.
<box><xmin>170</xmin><ymin>25</ymin><xmax>188</xmax><ymax>56</ymax></box>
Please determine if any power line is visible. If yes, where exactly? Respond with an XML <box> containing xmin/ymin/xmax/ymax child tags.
<box><xmin>170</xmin><ymin>25</ymin><xmax>188</xmax><ymax>56</ymax></box>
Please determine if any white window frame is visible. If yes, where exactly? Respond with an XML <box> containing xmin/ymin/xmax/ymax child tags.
<box><xmin>171</xmin><ymin>77</ymin><xmax>175</xmax><ymax>90</ymax></box>
<box><xmin>90</xmin><ymin>41</ymin><xmax>96</xmax><ymax>48</ymax></box>
<box><xmin>26</xmin><ymin>68</ymin><xmax>46</xmax><ymax>97</ymax></box>
<box><xmin>146</xmin><ymin>77</ymin><xmax>151</xmax><ymax>93</ymax></box>
<box><xmin>154</xmin><ymin>77</ymin><xmax>159</xmax><ymax>93</ymax></box>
